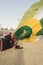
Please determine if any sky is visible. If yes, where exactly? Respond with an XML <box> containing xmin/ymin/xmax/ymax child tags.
<box><xmin>0</xmin><ymin>0</ymin><xmax>40</xmax><ymax>29</ymax></box>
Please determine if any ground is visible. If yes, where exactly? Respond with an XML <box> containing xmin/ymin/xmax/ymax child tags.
<box><xmin>0</xmin><ymin>36</ymin><xmax>43</xmax><ymax>65</ymax></box>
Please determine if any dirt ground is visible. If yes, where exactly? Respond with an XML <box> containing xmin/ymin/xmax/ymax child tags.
<box><xmin>0</xmin><ymin>36</ymin><xmax>43</xmax><ymax>65</ymax></box>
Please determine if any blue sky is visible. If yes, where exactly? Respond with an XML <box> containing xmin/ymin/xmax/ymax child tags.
<box><xmin>0</xmin><ymin>0</ymin><xmax>39</xmax><ymax>29</ymax></box>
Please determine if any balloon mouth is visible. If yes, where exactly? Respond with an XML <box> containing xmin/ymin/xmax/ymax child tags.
<box><xmin>14</xmin><ymin>26</ymin><xmax>32</xmax><ymax>40</ymax></box>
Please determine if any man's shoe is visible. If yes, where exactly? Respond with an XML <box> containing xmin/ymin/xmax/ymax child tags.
<box><xmin>15</xmin><ymin>45</ymin><xmax>23</xmax><ymax>49</ymax></box>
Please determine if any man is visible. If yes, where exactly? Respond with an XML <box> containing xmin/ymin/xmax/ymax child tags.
<box><xmin>13</xmin><ymin>34</ymin><xmax>23</xmax><ymax>49</ymax></box>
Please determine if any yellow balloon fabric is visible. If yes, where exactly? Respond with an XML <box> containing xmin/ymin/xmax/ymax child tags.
<box><xmin>17</xmin><ymin>18</ymin><xmax>42</xmax><ymax>42</ymax></box>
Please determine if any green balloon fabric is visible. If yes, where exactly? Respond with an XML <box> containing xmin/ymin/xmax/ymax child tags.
<box><xmin>40</xmin><ymin>18</ymin><xmax>43</xmax><ymax>27</ymax></box>
<box><xmin>36</xmin><ymin>18</ymin><xmax>43</xmax><ymax>35</ymax></box>
<box><xmin>36</xmin><ymin>29</ymin><xmax>43</xmax><ymax>35</ymax></box>
<box><xmin>14</xmin><ymin>26</ymin><xmax>32</xmax><ymax>40</ymax></box>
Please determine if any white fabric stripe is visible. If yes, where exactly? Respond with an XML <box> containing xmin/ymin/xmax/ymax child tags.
<box><xmin>33</xmin><ymin>6</ymin><xmax>43</xmax><ymax>20</ymax></box>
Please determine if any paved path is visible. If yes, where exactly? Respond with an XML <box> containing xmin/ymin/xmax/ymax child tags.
<box><xmin>0</xmin><ymin>47</ymin><xmax>24</xmax><ymax>65</ymax></box>
<box><xmin>15</xmin><ymin>49</ymin><xmax>24</xmax><ymax>65</ymax></box>
<box><xmin>0</xmin><ymin>36</ymin><xmax>43</xmax><ymax>65</ymax></box>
